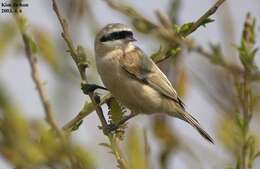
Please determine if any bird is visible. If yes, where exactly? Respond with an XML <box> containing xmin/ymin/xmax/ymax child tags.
<box><xmin>94</xmin><ymin>23</ymin><xmax>214</xmax><ymax>143</ymax></box>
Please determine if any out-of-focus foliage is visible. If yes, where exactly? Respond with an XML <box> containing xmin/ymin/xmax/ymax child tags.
<box><xmin>62</xmin><ymin>101</ymin><xmax>95</xmax><ymax>132</ymax></box>
<box><xmin>0</xmin><ymin>21</ymin><xmax>17</xmax><ymax>58</ymax></box>
<box><xmin>0</xmin><ymin>110</ymin><xmax>96</xmax><ymax>169</ymax></box>
<box><xmin>237</xmin><ymin>13</ymin><xmax>258</xmax><ymax>72</ymax></box>
<box><xmin>233</xmin><ymin>13</ymin><xmax>259</xmax><ymax>169</ymax></box>
<box><xmin>126</xmin><ymin>128</ymin><xmax>149</xmax><ymax>169</ymax></box>
<box><xmin>195</xmin><ymin>12</ymin><xmax>260</xmax><ymax>169</ymax></box>
<box><xmin>32</xmin><ymin>29</ymin><xmax>60</xmax><ymax>71</ymax></box>
<box><xmin>217</xmin><ymin>118</ymin><xmax>242</xmax><ymax>154</ymax></box>
<box><xmin>0</xmin><ymin>0</ymin><xmax>260</xmax><ymax>169</ymax></box>
<box><xmin>152</xmin><ymin>117</ymin><xmax>178</xmax><ymax>169</ymax></box>
<box><xmin>0</xmin><ymin>81</ymin><xmax>13</xmax><ymax>112</ymax></box>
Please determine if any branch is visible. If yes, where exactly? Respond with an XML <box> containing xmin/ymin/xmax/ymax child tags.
<box><xmin>52</xmin><ymin>0</ymin><xmax>87</xmax><ymax>81</ymax></box>
<box><xmin>104</xmin><ymin>0</ymin><xmax>260</xmax><ymax>81</ymax></box>
<box><xmin>22</xmin><ymin>33</ymin><xmax>62</xmax><ymax>136</ymax></box>
<box><xmin>14</xmin><ymin>10</ymin><xmax>89</xmax><ymax>169</ymax></box>
<box><xmin>51</xmin><ymin>0</ymin><xmax>108</xmax><ymax>132</ymax></box>
<box><xmin>152</xmin><ymin>0</ymin><xmax>227</xmax><ymax>62</ymax></box>
<box><xmin>63</xmin><ymin>93</ymin><xmax>113</xmax><ymax>131</ymax></box>
<box><xmin>14</xmin><ymin>13</ymin><xmax>62</xmax><ymax>136</ymax></box>
<box><xmin>104</xmin><ymin>0</ymin><xmax>225</xmax><ymax>59</ymax></box>
<box><xmin>182</xmin><ymin>0</ymin><xmax>226</xmax><ymax>36</ymax></box>
<box><xmin>51</xmin><ymin>1</ymin><xmax>130</xmax><ymax>168</ymax></box>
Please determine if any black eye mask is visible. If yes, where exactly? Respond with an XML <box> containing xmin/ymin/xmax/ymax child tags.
<box><xmin>100</xmin><ymin>31</ymin><xmax>133</xmax><ymax>42</ymax></box>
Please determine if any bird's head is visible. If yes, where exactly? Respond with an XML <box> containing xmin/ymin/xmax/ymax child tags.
<box><xmin>95</xmin><ymin>23</ymin><xmax>136</xmax><ymax>50</ymax></box>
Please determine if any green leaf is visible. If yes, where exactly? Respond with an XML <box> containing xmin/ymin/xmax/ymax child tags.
<box><xmin>178</xmin><ymin>22</ymin><xmax>193</xmax><ymax>35</ymax></box>
<box><xmin>151</xmin><ymin>46</ymin><xmax>181</xmax><ymax>63</ymax></box>
<box><xmin>201</xmin><ymin>18</ymin><xmax>215</xmax><ymax>27</ymax></box>
<box><xmin>167</xmin><ymin>47</ymin><xmax>181</xmax><ymax>56</ymax></box>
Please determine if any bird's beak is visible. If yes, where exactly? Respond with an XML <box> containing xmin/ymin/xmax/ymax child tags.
<box><xmin>127</xmin><ymin>36</ymin><xmax>137</xmax><ymax>42</ymax></box>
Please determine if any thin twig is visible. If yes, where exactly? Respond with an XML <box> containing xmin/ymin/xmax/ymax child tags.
<box><xmin>154</xmin><ymin>0</ymin><xmax>227</xmax><ymax>61</ymax></box>
<box><xmin>62</xmin><ymin>108</ymin><xmax>86</xmax><ymax>131</ymax></box>
<box><xmin>62</xmin><ymin>0</ymin><xmax>259</xmax><ymax>131</ymax></box>
<box><xmin>14</xmin><ymin>11</ymin><xmax>61</xmax><ymax>135</ymax></box>
<box><xmin>52</xmin><ymin>0</ymin><xmax>86</xmax><ymax>81</ymax></box>
<box><xmin>21</xmin><ymin>31</ymin><xmax>62</xmax><ymax>136</ymax></box>
<box><xmin>182</xmin><ymin>0</ymin><xmax>226</xmax><ymax>36</ymax></box>
<box><xmin>51</xmin><ymin>0</ymin><xmax>109</xmax><ymax>132</ymax></box>
<box><xmin>109</xmin><ymin>136</ymin><xmax>129</xmax><ymax>169</ymax></box>
<box><xmin>14</xmin><ymin>9</ymin><xmax>86</xmax><ymax>168</ymax></box>
<box><xmin>104</xmin><ymin>0</ymin><xmax>225</xmax><ymax>61</ymax></box>
<box><xmin>51</xmin><ymin>1</ymin><xmax>130</xmax><ymax>168</ymax></box>
<box><xmin>62</xmin><ymin>93</ymin><xmax>113</xmax><ymax>131</ymax></box>
<box><xmin>104</xmin><ymin>0</ymin><xmax>260</xmax><ymax>81</ymax></box>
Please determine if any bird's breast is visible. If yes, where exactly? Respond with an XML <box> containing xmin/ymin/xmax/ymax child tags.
<box><xmin>96</xmin><ymin>50</ymin><xmax>162</xmax><ymax>114</ymax></box>
<box><xmin>96</xmin><ymin>51</ymin><xmax>123</xmax><ymax>90</ymax></box>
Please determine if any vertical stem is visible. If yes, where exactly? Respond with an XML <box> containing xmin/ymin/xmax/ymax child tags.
<box><xmin>50</xmin><ymin>1</ymin><xmax>130</xmax><ymax>168</ymax></box>
<box><xmin>238</xmin><ymin>71</ymin><xmax>252</xmax><ymax>169</ymax></box>
<box><xmin>109</xmin><ymin>135</ymin><xmax>129</xmax><ymax>169</ymax></box>
<box><xmin>51</xmin><ymin>0</ymin><xmax>109</xmax><ymax>131</ymax></box>
<box><xmin>20</xmin><ymin>27</ymin><xmax>62</xmax><ymax>137</ymax></box>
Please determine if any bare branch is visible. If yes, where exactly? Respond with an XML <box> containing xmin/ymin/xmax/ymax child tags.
<box><xmin>51</xmin><ymin>0</ymin><xmax>109</xmax><ymax>132</ymax></box>
<box><xmin>51</xmin><ymin>1</ymin><xmax>130</xmax><ymax>168</ymax></box>
<box><xmin>63</xmin><ymin>93</ymin><xmax>113</xmax><ymax>131</ymax></box>
<box><xmin>21</xmin><ymin>33</ymin><xmax>62</xmax><ymax>136</ymax></box>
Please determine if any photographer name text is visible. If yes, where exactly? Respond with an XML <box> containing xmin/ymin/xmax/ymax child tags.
<box><xmin>1</xmin><ymin>1</ymin><xmax>29</xmax><ymax>13</ymax></box>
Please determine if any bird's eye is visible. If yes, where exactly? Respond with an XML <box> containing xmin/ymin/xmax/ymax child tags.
<box><xmin>100</xmin><ymin>31</ymin><xmax>133</xmax><ymax>42</ymax></box>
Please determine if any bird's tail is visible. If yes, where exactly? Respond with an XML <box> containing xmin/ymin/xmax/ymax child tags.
<box><xmin>169</xmin><ymin>108</ymin><xmax>214</xmax><ymax>144</ymax></box>
<box><xmin>182</xmin><ymin>112</ymin><xmax>214</xmax><ymax>144</ymax></box>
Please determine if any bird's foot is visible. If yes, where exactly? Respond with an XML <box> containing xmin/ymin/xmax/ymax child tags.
<box><xmin>104</xmin><ymin>113</ymin><xmax>137</xmax><ymax>134</ymax></box>
<box><xmin>99</xmin><ymin>123</ymin><xmax>118</xmax><ymax>135</ymax></box>
<box><xmin>81</xmin><ymin>83</ymin><xmax>107</xmax><ymax>94</ymax></box>
<box><xmin>107</xmin><ymin>123</ymin><xmax>119</xmax><ymax>132</ymax></box>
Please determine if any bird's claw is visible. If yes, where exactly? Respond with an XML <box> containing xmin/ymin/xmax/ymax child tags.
<box><xmin>99</xmin><ymin>123</ymin><xmax>119</xmax><ymax>135</ymax></box>
<box><xmin>99</xmin><ymin>114</ymin><xmax>137</xmax><ymax>135</ymax></box>
<box><xmin>81</xmin><ymin>83</ymin><xmax>107</xmax><ymax>94</ymax></box>
<box><xmin>107</xmin><ymin>123</ymin><xmax>119</xmax><ymax>132</ymax></box>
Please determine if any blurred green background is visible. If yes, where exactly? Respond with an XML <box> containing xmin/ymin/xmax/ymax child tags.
<box><xmin>0</xmin><ymin>0</ymin><xmax>260</xmax><ymax>169</ymax></box>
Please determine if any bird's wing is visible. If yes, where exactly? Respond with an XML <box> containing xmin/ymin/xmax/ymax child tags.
<box><xmin>119</xmin><ymin>47</ymin><xmax>184</xmax><ymax>108</ymax></box>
